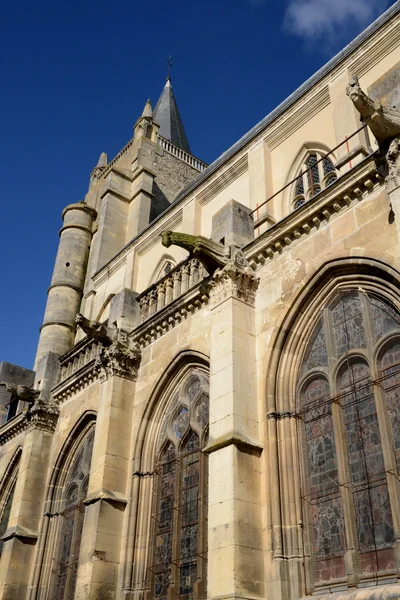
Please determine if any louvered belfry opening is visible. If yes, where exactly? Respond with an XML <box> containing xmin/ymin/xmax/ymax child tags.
<box><xmin>147</xmin><ymin>371</ymin><xmax>209</xmax><ymax>600</ymax></box>
<box><xmin>297</xmin><ymin>290</ymin><xmax>400</xmax><ymax>592</ymax></box>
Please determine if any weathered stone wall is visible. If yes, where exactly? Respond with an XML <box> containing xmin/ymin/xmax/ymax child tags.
<box><xmin>152</xmin><ymin>149</ymin><xmax>200</xmax><ymax>206</ymax></box>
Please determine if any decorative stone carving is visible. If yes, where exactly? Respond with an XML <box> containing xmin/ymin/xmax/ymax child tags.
<box><xmin>209</xmin><ymin>260</ymin><xmax>259</xmax><ymax>306</ymax></box>
<box><xmin>346</xmin><ymin>76</ymin><xmax>400</xmax><ymax>148</ymax></box>
<box><xmin>0</xmin><ymin>383</ymin><xmax>40</xmax><ymax>403</ymax></box>
<box><xmin>95</xmin><ymin>329</ymin><xmax>141</xmax><ymax>381</ymax></box>
<box><xmin>161</xmin><ymin>231</ymin><xmax>230</xmax><ymax>274</ymax></box>
<box><xmin>347</xmin><ymin>77</ymin><xmax>400</xmax><ymax>192</ymax></box>
<box><xmin>161</xmin><ymin>230</ymin><xmax>259</xmax><ymax>305</ymax></box>
<box><xmin>387</xmin><ymin>137</ymin><xmax>400</xmax><ymax>191</ymax></box>
<box><xmin>75</xmin><ymin>314</ymin><xmax>141</xmax><ymax>381</ymax></box>
<box><xmin>74</xmin><ymin>314</ymin><xmax>114</xmax><ymax>346</ymax></box>
<box><xmin>26</xmin><ymin>399</ymin><xmax>59</xmax><ymax>433</ymax></box>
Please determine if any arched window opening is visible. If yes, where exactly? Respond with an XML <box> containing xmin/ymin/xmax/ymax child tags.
<box><xmin>0</xmin><ymin>482</ymin><xmax>16</xmax><ymax>558</ymax></box>
<box><xmin>149</xmin><ymin>371</ymin><xmax>209</xmax><ymax>600</ymax></box>
<box><xmin>293</xmin><ymin>152</ymin><xmax>337</xmax><ymax>209</ymax></box>
<box><xmin>298</xmin><ymin>290</ymin><xmax>400</xmax><ymax>591</ymax></box>
<box><xmin>52</xmin><ymin>427</ymin><xmax>95</xmax><ymax>600</ymax></box>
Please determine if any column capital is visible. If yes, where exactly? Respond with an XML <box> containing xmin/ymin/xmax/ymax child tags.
<box><xmin>209</xmin><ymin>253</ymin><xmax>259</xmax><ymax>307</ymax></box>
<box><xmin>95</xmin><ymin>330</ymin><xmax>141</xmax><ymax>382</ymax></box>
<box><xmin>26</xmin><ymin>399</ymin><xmax>59</xmax><ymax>434</ymax></box>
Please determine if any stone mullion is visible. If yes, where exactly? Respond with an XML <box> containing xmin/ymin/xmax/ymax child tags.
<box><xmin>362</xmin><ymin>294</ymin><xmax>400</xmax><ymax>575</ymax></box>
<box><xmin>323</xmin><ymin>308</ymin><xmax>360</xmax><ymax>586</ymax></box>
<box><xmin>169</xmin><ymin>451</ymin><xmax>182</xmax><ymax>600</ymax></box>
<box><xmin>296</xmin><ymin>403</ymin><xmax>315</xmax><ymax>594</ymax></box>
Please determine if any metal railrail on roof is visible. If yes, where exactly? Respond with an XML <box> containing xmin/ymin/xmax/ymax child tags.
<box><xmin>157</xmin><ymin>135</ymin><xmax>208</xmax><ymax>172</ymax></box>
<box><xmin>250</xmin><ymin>124</ymin><xmax>370</xmax><ymax>231</ymax></box>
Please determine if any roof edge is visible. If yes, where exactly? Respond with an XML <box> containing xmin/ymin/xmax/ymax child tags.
<box><xmin>173</xmin><ymin>0</ymin><xmax>400</xmax><ymax>205</ymax></box>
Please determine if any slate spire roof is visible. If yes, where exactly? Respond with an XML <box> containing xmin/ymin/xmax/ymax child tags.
<box><xmin>153</xmin><ymin>77</ymin><xmax>191</xmax><ymax>154</ymax></box>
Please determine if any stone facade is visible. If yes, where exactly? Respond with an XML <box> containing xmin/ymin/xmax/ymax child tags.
<box><xmin>2</xmin><ymin>5</ymin><xmax>400</xmax><ymax>600</ymax></box>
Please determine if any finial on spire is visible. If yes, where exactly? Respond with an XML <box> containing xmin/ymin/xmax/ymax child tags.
<box><xmin>142</xmin><ymin>99</ymin><xmax>153</xmax><ymax>118</ymax></box>
<box><xmin>167</xmin><ymin>54</ymin><xmax>173</xmax><ymax>81</ymax></box>
<box><xmin>96</xmin><ymin>152</ymin><xmax>108</xmax><ymax>167</ymax></box>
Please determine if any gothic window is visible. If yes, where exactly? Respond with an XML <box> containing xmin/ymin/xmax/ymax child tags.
<box><xmin>298</xmin><ymin>290</ymin><xmax>400</xmax><ymax>591</ymax></box>
<box><xmin>149</xmin><ymin>371</ymin><xmax>209</xmax><ymax>600</ymax></box>
<box><xmin>293</xmin><ymin>152</ymin><xmax>337</xmax><ymax>209</ymax></box>
<box><xmin>52</xmin><ymin>427</ymin><xmax>95</xmax><ymax>600</ymax></box>
<box><xmin>0</xmin><ymin>482</ymin><xmax>16</xmax><ymax>557</ymax></box>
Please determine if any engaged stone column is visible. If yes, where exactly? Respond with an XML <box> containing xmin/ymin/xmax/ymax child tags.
<box><xmin>73</xmin><ymin>330</ymin><xmax>141</xmax><ymax>600</ymax></box>
<box><xmin>0</xmin><ymin>402</ymin><xmax>58</xmax><ymax>600</ymax></box>
<box><xmin>205</xmin><ymin>261</ymin><xmax>264</xmax><ymax>600</ymax></box>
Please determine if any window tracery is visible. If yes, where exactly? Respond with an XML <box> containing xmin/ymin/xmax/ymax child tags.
<box><xmin>294</xmin><ymin>152</ymin><xmax>337</xmax><ymax>209</ymax></box>
<box><xmin>298</xmin><ymin>290</ymin><xmax>400</xmax><ymax>590</ymax></box>
<box><xmin>52</xmin><ymin>427</ymin><xmax>95</xmax><ymax>600</ymax></box>
<box><xmin>149</xmin><ymin>371</ymin><xmax>209</xmax><ymax>600</ymax></box>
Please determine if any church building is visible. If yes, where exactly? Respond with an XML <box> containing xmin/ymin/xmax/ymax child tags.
<box><xmin>1</xmin><ymin>3</ymin><xmax>400</xmax><ymax>600</ymax></box>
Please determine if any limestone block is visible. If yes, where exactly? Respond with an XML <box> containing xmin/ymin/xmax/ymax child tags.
<box><xmin>211</xmin><ymin>199</ymin><xmax>254</xmax><ymax>247</ymax></box>
<box><xmin>109</xmin><ymin>288</ymin><xmax>140</xmax><ymax>330</ymax></box>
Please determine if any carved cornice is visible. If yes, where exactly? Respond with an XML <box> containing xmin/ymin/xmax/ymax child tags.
<box><xmin>52</xmin><ymin>358</ymin><xmax>101</xmax><ymax>402</ymax></box>
<box><xmin>0</xmin><ymin>413</ymin><xmax>27</xmax><ymax>446</ymax></box>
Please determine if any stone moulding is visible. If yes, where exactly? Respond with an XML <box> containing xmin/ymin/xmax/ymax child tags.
<box><xmin>0</xmin><ymin>413</ymin><xmax>27</xmax><ymax>446</ymax></box>
<box><xmin>247</xmin><ymin>155</ymin><xmax>382</xmax><ymax>268</ymax></box>
<box><xmin>52</xmin><ymin>358</ymin><xmax>101</xmax><ymax>402</ymax></box>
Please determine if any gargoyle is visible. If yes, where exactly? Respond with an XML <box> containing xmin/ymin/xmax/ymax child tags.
<box><xmin>0</xmin><ymin>383</ymin><xmax>40</xmax><ymax>403</ymax></box>
<box><xmin>346</xmin><ymin>76</ymin><xmax>400</xmax><ymax>148</ymax></box>
<box><xmin>75</xmin><ymin>313</ymin><xmax>114</xmax><ymax>346</ymax></box>
<box><xmin>161</xmin><ymin>231</ymin><xmax>242</xmax><ymax>274</ymax></box>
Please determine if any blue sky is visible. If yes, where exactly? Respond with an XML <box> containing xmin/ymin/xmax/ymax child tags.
<box><xmin>0</xmin><ymin>0</ymin><xmax>395</xmax><ymax>369</ymax></box>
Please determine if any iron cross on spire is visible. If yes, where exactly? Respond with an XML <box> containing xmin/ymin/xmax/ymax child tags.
<box><xmin>167</xmin><ymin>55</ymin><xmax>173</xmax><ymax>79</ymax></box>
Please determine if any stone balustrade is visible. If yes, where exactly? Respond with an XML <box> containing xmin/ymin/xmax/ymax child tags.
<box><xmin>157</xmin><ymin>135</ymin><xmax>208</xmax><ymax>172</ymax></box>
<box><xmin>138</xmin><ymin>258</ymin><xmax>206</xmax><ymax>323</ymax></box>
<box><xmin>59</xmin><ymin>338</ymin><xmax>103</xmax><ymax>382</ymax></box>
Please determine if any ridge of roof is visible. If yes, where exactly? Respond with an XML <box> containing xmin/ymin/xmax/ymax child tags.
<box><xmin>172</xmin><ymin>1</ymin><xmax>400</xmax><ymax>206</ymax></box>
<box><xmin>153</xmin><ymin>77</ymin><xmax>192</xmax><ymax>154</ymax></box>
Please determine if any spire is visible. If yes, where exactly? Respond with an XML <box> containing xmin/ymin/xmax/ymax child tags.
<box><xmin>153</xmin><ymin>77</ymin><xmax>191</xmax><ymax>154</ymax></box>
<box><xmin>142</xmin><ymin>99</ymin><xmax>153</xmax><ymax>118</ymax></box>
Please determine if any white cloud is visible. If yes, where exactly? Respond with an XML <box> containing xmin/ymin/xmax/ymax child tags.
<box><xmin>284</xmin><ymin>0</ymin><xmax>390</xmax><ymax>41</ymax></box>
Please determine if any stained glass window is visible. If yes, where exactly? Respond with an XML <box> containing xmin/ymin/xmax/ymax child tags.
<box><xmin>53</xmin><ymin>427</ymin><xmax>95</xmax><ymax>600</ymax></box>
<box><xmin>293</xmin><ymin>151</ymin><xmax>338</xmax><ymax>208</ymax></box>
<box><xmin>150</xmin><ymin>372</ymin><xmax>209</xmax><ymax>600</ymax></box>
<box><xmin>298</xmin><ymin>290</ymin><xmax>400</xmax><ymax>590</ymax></box>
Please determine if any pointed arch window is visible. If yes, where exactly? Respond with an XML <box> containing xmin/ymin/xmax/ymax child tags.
<box><xmin>51</xmin><ymin>426</ymin><xmax>95</xmax><ymax>600</ymax></box>
<box><xmin>0</xmin><ymin>473</ymin><xmax>18</xmax><ymax>558</ymax></box>
<box><xmin>149</xmin><ymin>371</ymin><xmax>209</xmax><ymax>600</ymax></box>
<box><xmin>294</xmin><ymin>152</ymin><xmax>337</xmax><ymax>209</ymax></box>
<box><xmin>298</xmin><ymin>290</ymin><xmax>400</xmax><ymax>592</ymax></box>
